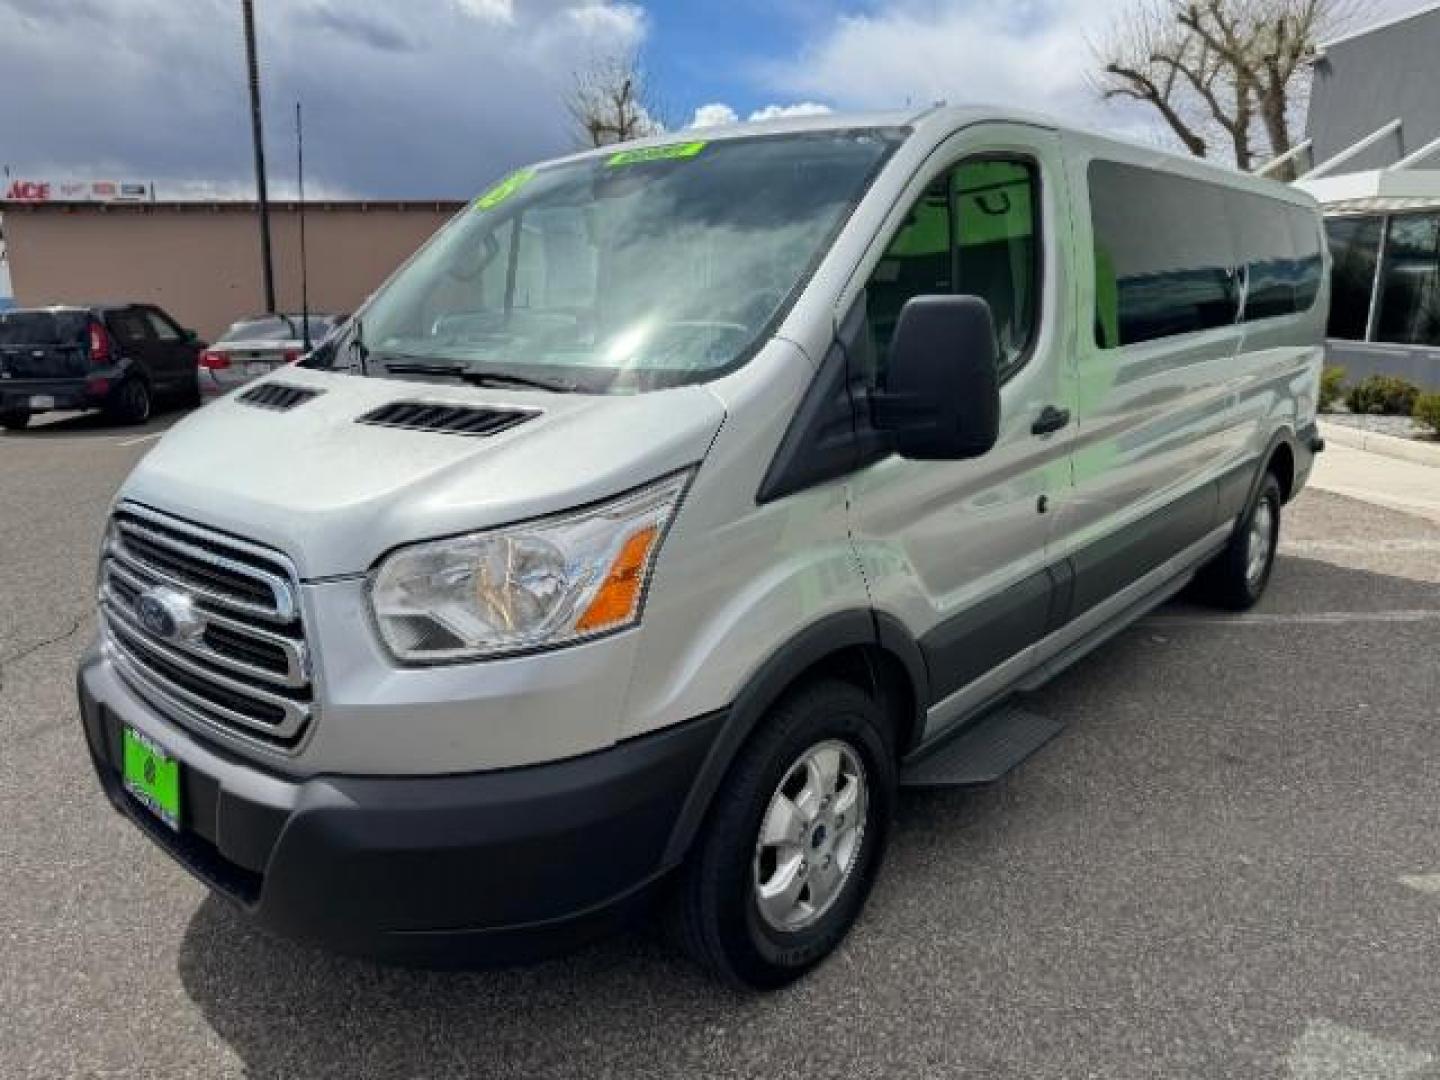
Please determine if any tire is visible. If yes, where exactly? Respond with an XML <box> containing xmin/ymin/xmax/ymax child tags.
<box><xmin>0</xmin><ymin>411</ymin><xmax>31</xmax><ymax>431</ymax></box>
<box><xmin>671</xmin><ymin>679</ymin><xmax>896</xmax><ymax>990</ymax></box>
<box><xmin>1193</xmin><ymin>472</ymin><xmax>1282</xmax><ymax>611</ymax></box>
<box><xmin>106</xmin><ymin>378</ymin><xmax>152</xmax><ymax>425</ymax></box>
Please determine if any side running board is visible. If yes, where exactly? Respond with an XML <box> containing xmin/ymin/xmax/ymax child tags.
<box><xmin>900</xmin><ymin>703</ymin><xmax>1064</xmax><ymax>789</ymax></box>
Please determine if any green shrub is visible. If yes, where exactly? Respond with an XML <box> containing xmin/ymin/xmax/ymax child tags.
<box><xmin>1318</xmin><ymin>365</ymin><xmax>1347</xmax><ymax>412</ymax></box>
<box><xmin>1415</xmin><ymin>392</ymin><xmax>1440</xmax><ymax>437</ymax></box>
<box><xmin>1345</xmin><ymin>374</ymin><xmax>1422</xmax><ymax>416</ymax></box>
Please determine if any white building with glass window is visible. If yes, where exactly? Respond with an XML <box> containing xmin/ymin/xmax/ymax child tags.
<box><xmin>1287</xmin><ymin>3</ymin><xmax>1440</xmax><ymax>390</ymax></box>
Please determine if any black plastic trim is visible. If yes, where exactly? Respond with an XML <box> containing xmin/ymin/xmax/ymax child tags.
<box><xmin>918</xmin><ymin>569</ymin><xmax>1053</xmax><ymax>702</ymax></box>
<box><xmin>1070</xmin><ymin>480</ymin><xmax>1219</xmax><ymax>618</ymax></box>
<box><xmin>757</xmin><ymin>299</ymin><xmax>887</xmax><ymax>503</ymax></box>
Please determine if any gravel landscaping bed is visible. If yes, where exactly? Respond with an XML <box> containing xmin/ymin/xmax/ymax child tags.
<box><xmin>1321</xmin><ymin>411</ymin><xmax>1437</xmax><ymax>441</ymax></box>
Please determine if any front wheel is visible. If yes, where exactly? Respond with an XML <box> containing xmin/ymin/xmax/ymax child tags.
<box><xmin>1193</xmin><ymin>472</ymin><xmax>1282</xmax><ymax>610</ymax></box>
<box><xmin>671</xmin><ymin>679</ymin><xmax>896</xmax><ymax>989</ymax></box>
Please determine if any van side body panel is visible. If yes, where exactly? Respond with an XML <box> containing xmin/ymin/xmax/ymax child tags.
<box><xmin>619</xmin><ymin>339</ymin><xmax>874</xmax><ymax>743</ymax></box>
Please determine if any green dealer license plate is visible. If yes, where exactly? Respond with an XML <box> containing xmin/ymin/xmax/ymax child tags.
<box><xmin>122</xmin><ymin>727</ymin><xmax>181</xmax><ymax>831</ymax></box>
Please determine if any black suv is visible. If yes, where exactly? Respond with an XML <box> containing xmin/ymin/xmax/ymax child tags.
<box><xmin>0</xmin><ymin>304</ymin><xmax>204</xmax><ymax>430</ymax></box>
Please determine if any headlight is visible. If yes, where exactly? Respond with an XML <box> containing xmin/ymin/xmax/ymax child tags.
<box><xmin>369</xmin><ymin>471</ymin><xmax>690</xmax><ymax>663</ymax></box>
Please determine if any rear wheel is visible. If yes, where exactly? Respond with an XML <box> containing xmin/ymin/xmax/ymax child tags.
<box><xmin>0</xmin><ymin>411</ymin><xmax>31</xmax><ymax>431</ymax></box>
<box><xmin>671</xmin><ymin>679</ymin><xmax>895</xmax><ymax>989</ymax></box>
<box><xmin>107</xmin><ymin>378</ymin><xmax>152</xmax><ymax>425</ymax></box>
<box><xmin>1193</xmin><ymin>472</ymin><xmax>1282</xmax><ymax>610</ymax></box>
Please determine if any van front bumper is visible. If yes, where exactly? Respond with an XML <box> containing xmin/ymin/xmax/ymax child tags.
<box><xmin>78</xmin><ymin>646</ymin><xmax>723</xmax><ymax>964</ymax></box>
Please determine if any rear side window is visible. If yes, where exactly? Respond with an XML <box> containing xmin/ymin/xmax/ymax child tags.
<box><xmin>1233</xmin><ymin>194</ymin><xmax>1325</xmax><ymax>322</ymax></box>
<box><xmin>106</xmin><ymin>310</ymin><xmax>153</xmax><ymax>346</ymax></box>
<box><xmin>1092</xmin><ymin>161</ymin><xmax>1325</xmax><ymax>349</ymax></box>
<box><xmin>143</xmin><ymin>309</ymin><xmax>183</xmax><ymax>341</ymax></box>
<box><xmin>1287</xmin><ymin>210</ymin><xmax>1325</xmax><ymax>313</ymax></box>
<box><xmin>1090</xmin><ymin>161</ymin><xmax>1237</xmax><ymax>348</ymax></box>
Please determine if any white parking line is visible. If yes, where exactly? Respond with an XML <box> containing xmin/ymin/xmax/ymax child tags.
<box><xmin>116</xmin><ymin>432</ymin><xmax>165</xmax><ymax>447</ymax></box>
<box><xmin>1282</xmin><ymin>539</ymin><xmax>1440</xmax><ymax>555</ymax></box>
<box><xmin>1288</xmin><ymin>1020</ymin><xmax>1434</xmax><ymax>1078</ymax></box>
<box><xmin>1145</xmin><ymin>610</ymin><xmax>1440</xmax><ymax>628</ymax></box>
<box><xmin>1398</xmin><ymin>874</ymin><xmax>1440</xmax><ymax>896</ymax></box>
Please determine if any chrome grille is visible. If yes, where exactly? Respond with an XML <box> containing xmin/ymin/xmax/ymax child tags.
<box><xmin>99</xmin><ymin>504</ymin><xmax>313</xmax><ymax>752</ymax></box>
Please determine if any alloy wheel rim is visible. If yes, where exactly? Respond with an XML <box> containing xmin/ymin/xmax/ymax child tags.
<box><xmin>1245</xmin><ymin>500</ymin><xmax>1275</xmax><ymax>586</ymax></box>
<box><xmin>752</xmin><ymin>739</ymin><xmax>868</xmax><ymax>933</ymax></box>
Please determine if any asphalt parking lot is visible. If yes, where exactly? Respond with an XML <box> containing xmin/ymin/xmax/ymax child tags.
<box><xmin>3</xmin><ymin>409</ymin><xmax>1439</xmax><ymax>1079</ymax></box>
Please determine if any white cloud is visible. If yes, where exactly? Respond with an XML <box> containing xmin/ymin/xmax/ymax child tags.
<box><xmin>689</xmin><ymin>103</ymin><xmax>740</xmax><ymax>128</ymax></box>
<box><xmin>758</xmin><ymin>0</ymin><xmax>1164</xmax><ymax>143</ymax></box>
<box><xmin>747</xmin><ymin>102</ymin><xmax>832</xmax><ymax>122</ymax></box>
<box><xmin>456</xmin><ymin>0</ymin><xmax>514</xmax><ymax>24</ymax></box>
<box><xmin>688</xmin><ymin>101</ymin><xmax>833</xmax><ymax>129</ymax></box>
<box><xmin>566</xmin><ymin>0</ymin><xmax>645</xmax><ymax>39</ymax></box>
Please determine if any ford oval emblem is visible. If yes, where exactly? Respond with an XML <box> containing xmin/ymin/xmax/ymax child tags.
<box><xmin>135</xmin><ymin>587</ymin><xmax>203</xmax><ymax>642</ymax></box>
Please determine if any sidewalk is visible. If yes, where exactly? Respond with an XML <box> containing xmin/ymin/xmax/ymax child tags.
<box><xmin>1308</xmin><ymin>440</ymin><xmax>1440</xmax><ymax>525</ymax></box>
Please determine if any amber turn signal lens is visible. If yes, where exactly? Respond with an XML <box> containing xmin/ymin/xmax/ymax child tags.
<box><xmin>576</xmin><ymin>524</ymin><xmax>660</xmax><ymax>633</ymax></box>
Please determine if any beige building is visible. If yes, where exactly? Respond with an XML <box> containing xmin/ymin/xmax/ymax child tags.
<box><xmin>1</xmin><ymin>199</ymin><xmax>464</xmax><ymax>339</ymax></box>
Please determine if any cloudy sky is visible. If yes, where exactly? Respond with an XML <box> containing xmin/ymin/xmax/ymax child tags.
<box><xmin>0</xmin><ymin>0</ymin><xmax>1430</xmax><ymax>200</ymax></box>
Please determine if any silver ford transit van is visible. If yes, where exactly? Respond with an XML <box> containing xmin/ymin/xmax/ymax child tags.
<box><xmin>78</xmin><ymin>107</ymin><xmax>1327</xmax><ymax>989</ymax></box>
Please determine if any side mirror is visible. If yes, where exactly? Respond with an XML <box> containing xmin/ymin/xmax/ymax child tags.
<box><xmin>870</xmin><ymin>295</ymin><xmax>1001</xmax><ymax>461</ymax></box>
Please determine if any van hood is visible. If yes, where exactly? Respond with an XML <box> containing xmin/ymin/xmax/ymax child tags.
<box><xmin>119</xmin><ymin>368</ymin><xmax>727</xmax><ymax>579</ymax></box>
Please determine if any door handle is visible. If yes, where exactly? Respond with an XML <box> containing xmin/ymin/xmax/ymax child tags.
<box><xmin>1031</xmin><ymin>405</ymin><xmax>1071</xmax><ymax>437</ymax></box>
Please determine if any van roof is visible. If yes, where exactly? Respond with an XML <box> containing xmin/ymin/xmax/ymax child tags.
<box><xmin>535</xmin><ymin>104</ymin><xmax>1319</xmax><ymax>208</ymax></box>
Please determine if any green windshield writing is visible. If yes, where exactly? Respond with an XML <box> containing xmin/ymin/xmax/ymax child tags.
<box><xmin>607</xmin><ymin>141</ymin><xmax>708</xmax><ymax>167</ymax></box>
<box><xmin>474</xmin><ymin>168</ymin><xmax>536</xmax><ymax>210</ymax></box>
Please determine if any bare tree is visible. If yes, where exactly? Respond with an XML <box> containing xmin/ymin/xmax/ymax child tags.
<box><xmin>1094</xmin><ymin>0</ymin><xmax>1369</xmax><ymax>177</ymax></box>
<box><xmin>566</xmin><ymin>51</ymin><xmax>666</xmax><ymax>148</ymax></box>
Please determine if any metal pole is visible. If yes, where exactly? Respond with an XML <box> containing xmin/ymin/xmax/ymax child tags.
<box><xmin>1364</xmin><ymin>215</ymin><xmax>1391</xmax><ymax>344</ymax></box>
<box><xmin>242</xmin><ymin>0</ymin><xmax>276</xmax><ymax>314</ymax></box>
<box><xmin>296</xmin><ymin>101</ymin><xmax>311</xmax><ymax>351</ymax></box>
<box><xmin>1255</xmin><ymin>139</ymin><xmax>1313</xmax><ymax>179</ymax></box>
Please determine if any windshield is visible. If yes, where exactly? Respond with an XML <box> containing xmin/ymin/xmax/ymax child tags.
<box><xmin>0</xmin><ymin>310</ymin><xmax>88</xmax><ymax>346</ymax></box>
<box><xmin>307</xmin><ymin>130</ymin><xmax>902</xmax><ymax>392</ymax></box>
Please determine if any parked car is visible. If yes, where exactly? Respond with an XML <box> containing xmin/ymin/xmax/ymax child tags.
<box><xmin>78</xmin><ymin>108</ymin><xmax>1327</xmax><ymax>989</ymax></box>
<box><xmin>198</xmin><ymin>313</ymin><xmax>343</xmax><ymax>401</ymax></box>
<box><xmin>0</xmin><ymin>304</ymin><xmax>203</xmax><ymax>429</ymax></box>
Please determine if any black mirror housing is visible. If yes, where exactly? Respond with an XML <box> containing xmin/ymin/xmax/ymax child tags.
<box><xmin>870</xmin><ymin>295</ymin><xmax>1002</xmax><ymax>461</ymax></box>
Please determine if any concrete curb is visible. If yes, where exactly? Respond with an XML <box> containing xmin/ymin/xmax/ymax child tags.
<box><xmin>1319</xmin><ymin>420</ymin><xmax>1440</xmax><ymax>469</ymax></box>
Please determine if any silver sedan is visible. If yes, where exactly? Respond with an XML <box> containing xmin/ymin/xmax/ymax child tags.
<box><xmin>197</xmin><ymin>314</ymin><xmax>343</xmax><ymax>401</ymax></box>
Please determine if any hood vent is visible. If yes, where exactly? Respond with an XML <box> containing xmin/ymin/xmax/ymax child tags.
<box><xmin>356</xmin><ymin>401</ymin><xmax>536</xmax><ymax>437</ymax></box>
<box><xmin>237</xmin><ymin>383</ymin><xmax>323</xmax><ymax>412</ymax></box>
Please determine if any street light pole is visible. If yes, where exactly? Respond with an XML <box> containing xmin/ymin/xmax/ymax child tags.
<box><xmin>296</xmin><ymin>101</ymin><xmax>311</xmax><ymax>351</ymax></box>
<box><xmin>242</xmin><ymin>0</ymin><xmax>276</xmax><ymax>314</ymax></box>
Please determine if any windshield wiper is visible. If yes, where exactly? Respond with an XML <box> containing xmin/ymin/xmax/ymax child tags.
<box><xmin>348</xmin><ymin>318</ymin><xmax>370</xmax><ymax>374</ymax></box>
<box><xmin>380</xmin><ymin>360</ymin><xmax>578</xmax><ymax>394</ymax></box>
